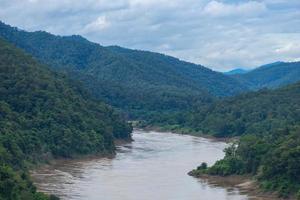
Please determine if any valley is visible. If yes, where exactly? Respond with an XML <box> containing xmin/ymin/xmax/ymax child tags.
<box><xmin>0</xmin><ymin>20</ymin><xmax>299</xmax><ymax>200</ymax></box>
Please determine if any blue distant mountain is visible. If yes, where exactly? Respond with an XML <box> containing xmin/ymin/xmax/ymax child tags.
<box><xmin>258</xmin><ymin>61</ymin><xmax>284</xmax><ymax>69</ymax></box>
<box><xmin>224</xmin><ymin>68</ymin><xmax>250</xmax><ymax>75</ymax></box>
<box><xmin>232</xmin><ymin>61</ymin><xmax>300</xmax><ymax>89</ymax></box>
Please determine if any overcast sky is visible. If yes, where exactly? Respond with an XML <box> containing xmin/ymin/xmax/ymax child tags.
<box><xmin>0</xmin><ymin>0</ymin><xmax>299</xmax><ymax>71</ymax></box>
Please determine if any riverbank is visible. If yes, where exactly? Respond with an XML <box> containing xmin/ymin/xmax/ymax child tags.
<box><xmin>31</xmin><ymin>138</ymin><xmax>133</xmax><ymax>169</ymax></box>
<box><xmin>137</xmin><ymin>125</ymin><xmax>237</xmax><ymax>143</ymax></box>
<box><xmin>141</xmin><ymin>126</ymin><xmax>298</xmax><ymax>200</ymax></box>
<box><xmin>188</xmin><ymin>172</ymin><xmax>296</xmax><ymax>200</ymax></box>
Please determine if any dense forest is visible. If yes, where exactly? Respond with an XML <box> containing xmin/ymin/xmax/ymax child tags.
<box><xmin>0</xmin><ymin>21</ymin><xmax>248</xmax><ymax>119</ymax></box>
<box><xmin>0</xmin><ymin>38</ymin><xmax>132</xmax><ymax>199</ymax></box>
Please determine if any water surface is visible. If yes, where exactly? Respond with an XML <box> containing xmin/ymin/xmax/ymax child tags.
<box><xmin>32</xmin><ymin>130</ymin><xmax>250</xmax><ymax>200</ymax></box>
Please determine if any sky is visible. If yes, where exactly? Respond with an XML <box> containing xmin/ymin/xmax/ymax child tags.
<box><xmin>0</xmin><ymin>0</ymin><xmax>299</xmax><ymax>71</ymax></box>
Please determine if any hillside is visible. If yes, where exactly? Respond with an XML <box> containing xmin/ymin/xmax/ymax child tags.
<box><xmin>232</xmin><ymin>61</ymin><xmax>300</xmax><ymax>89</ymax></box>
<box><xmin>0</xmin><ymin>22</ymin><xmax>248</xmax><ymax>119</ymax></box>
<box><xmin>0</xmin><ymin>38</ymin><xmax>132</xmax><ymax>199</ymax></box>
<box><xmin>150</xmin><ymin>81</ymin><xmax>300</xmax><ymax>137</ymax></box>
<box><xmin>106</xmin><ymin>46</ymin><xmax>247</xmax><ymax>96</ymax></box>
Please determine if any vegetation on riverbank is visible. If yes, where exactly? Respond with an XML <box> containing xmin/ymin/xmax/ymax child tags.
<box><xmin>190</xmin><ymin>125</ymin><xmax>300</xmax><ymax>199</ymax></box>
<box><xmin>0</xmin><ymin>38</ymin><xmax>132</xmax><ymax>199</ymax></box>
<box><xmin>184</xmin><ymin>81</ymin><xmax>300</xmax><ymax>198</ymax></box>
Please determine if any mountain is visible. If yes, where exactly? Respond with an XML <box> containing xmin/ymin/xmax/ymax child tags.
<box><xmin>0</xmin><ymin>38</ymin><xmax>131</xmax><ymax>199</ymax></box>
<box><xmin>224</xmin><ymin>68</ymin><xmax>249</xmax><ymax>75</ymax></box>
<box><xmin>106</xmin><ymin>46</ymin><xmax>247</xmax><ymax>97</ymax></box>
<box><xmin>257</xmin><ymin>61</ymin><xmax>284</xmax><ymax>68</ymax></box>
<box><xmin>232</xmin><ymin>61</ymin><xmax>300</xmax><ymax>89</ymax></box>
<box><xmin>0</xmin><ymin>21</ymin><xmax>248</xmax><ymax>119</ymax></box>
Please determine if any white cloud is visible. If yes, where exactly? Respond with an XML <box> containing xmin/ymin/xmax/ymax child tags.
<box><xmin>203</xmin><ymin>1</ymin><xmax>267</xmax><ymax>17</ymax></box>
<box><xmin>275</xmin><ymin>43</ymin><xmax>300</xmax><ymax>54</ymax></box>
<box><xmin>0</xmin><ymin>0</ymin><xmax>299</xmax><ymax>71</ymax></box>
<box><xmin>83</xmin><ymin>16</ymin><xmax>111</xmax><ymax>33</ymax></box>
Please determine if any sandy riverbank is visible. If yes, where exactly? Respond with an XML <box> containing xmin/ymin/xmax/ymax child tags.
<box><xmin>136</xmin><ymin>126</ymin><xmax>237</xmax><ymax>142</ymax></box>
<box><xmin>189</xmin><ymin>173</ymin><xmax>296</xmax><ymax>200</ymax></box>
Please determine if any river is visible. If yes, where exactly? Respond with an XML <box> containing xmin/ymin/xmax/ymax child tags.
<box><xmin>31</xmin><ymin>129</ymin><xmax>251</xmax><ymax>200</ymax></box>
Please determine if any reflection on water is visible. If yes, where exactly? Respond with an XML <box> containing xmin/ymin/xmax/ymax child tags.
<box><xmin>31</xmin><ymin>130</ymin><xmax>249</xmax><ymax>200</ymax></box>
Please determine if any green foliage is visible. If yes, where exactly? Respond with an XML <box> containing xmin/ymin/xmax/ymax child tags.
<box><xmin>258</xmin><ymin>128</ymin><xmax>300</xmax><ymax>197</ymax></box>
<box><xmin>197</xmin><ymin>162</ymin><xmax>207</xmax><ymax>170</ymax></box>
<box><xmin>0</xmin><ymin>165</ymin><xmax>47</xmax><ymax>200</ymax></box>
<box><xmin>296</xmin><ymin>189</ymin><xmax>300</xmax><ymax>200</ymax></box>
<box><xmin>0</xmin><ymin>38</ymin><xmax>132</xmax><ymax>199</ymax></box>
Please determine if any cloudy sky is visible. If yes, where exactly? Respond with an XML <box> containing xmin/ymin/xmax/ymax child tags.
<box><xmin>0</xmin><ymin>0</ymin><xmax>299</xmax><ymax>71</ymax></box>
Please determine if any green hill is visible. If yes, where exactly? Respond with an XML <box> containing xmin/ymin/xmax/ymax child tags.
<box><xmin>151</xmin><ymin>81</ymin><xmax>300</xmax><ymax>137</ymax></box>
<box><xmin>0</xmin><ymin>38</ymin><xmax>131</xmax><ymax>199</ymax></box>
<box><xmin>232</xmin><ymin>61</ymin><xmax>300</xmax><ymax>89</ymax></box>
<box><xmin>0</xmin><ymin>22</ymin><xmax>248</xmax><ymax>119</ymax></box>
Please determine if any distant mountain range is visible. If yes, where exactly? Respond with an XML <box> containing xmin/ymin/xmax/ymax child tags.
<box><xmin>231</xmin><ymin>61</ymin><xmax>300</xmax><ymax>90</ymax></box>
<box><xmin>224</xmin><ymin>68</ymin><xmax>250</xmax><ymax>75</ymax></box>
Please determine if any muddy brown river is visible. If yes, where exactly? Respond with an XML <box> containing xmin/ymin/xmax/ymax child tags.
<box><xmin>31</xmin><ymin>129</ymin><xmax>253</xmax><ymax>200</ymax></box>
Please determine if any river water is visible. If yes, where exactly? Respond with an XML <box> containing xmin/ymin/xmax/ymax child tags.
<box><xmin>31</xmin><ymin>129</ymin><xmax>250</xmax><ymax>200</ymax></box>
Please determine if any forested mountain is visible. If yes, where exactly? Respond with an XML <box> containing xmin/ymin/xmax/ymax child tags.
<box><xmin>106</xmin><ymin>46</ymin><xmax>247</xmax><ymax>96</ymax></box>
<box><xmin>0</xmin><ymin>38</ymin><xmax>131</xmax><ymax>199</ymax></box>
<box><xmin>149</xmin><ymin>81</ymin><xmax>300</xmax><ymax>138</ymax></box>
<box><xmin>232</xmin><ymin>61</ymin><xmax>300</xmax><ymax>89</ymax></box>
<box><xmin>0</xmin><ymin>22</ymin><xmax>247</xmax><ymax>118</ymax></box>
